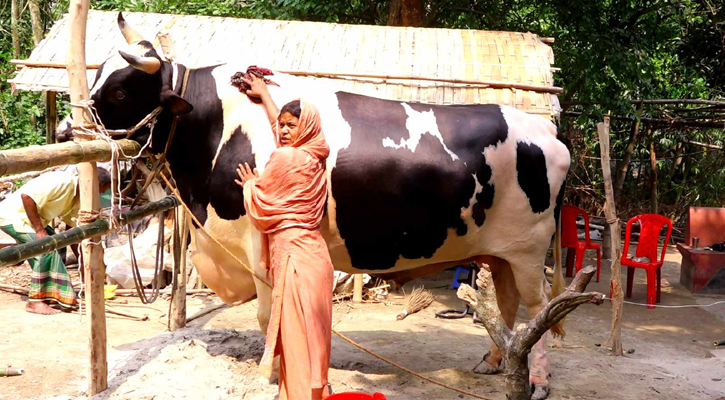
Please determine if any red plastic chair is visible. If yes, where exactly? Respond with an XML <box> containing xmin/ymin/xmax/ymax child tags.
<box><xmin>326</xmin><ymin>393</ymin><xmax>387</xmax><ymax>400</ymax></box>
<box><xmin>561</xmin><ymin>205</ymin><xmax>601</xmax><ymax>282</ymax></box>
<box><xmin>621</xmin><ymin>214</ymin><xmax>673</xmax><ymax>309</ymax></box>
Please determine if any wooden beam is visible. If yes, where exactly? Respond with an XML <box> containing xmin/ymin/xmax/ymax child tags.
<box><xmin>67</xmin><ymin>0</ymin><xmax>107</xmax><ymax>394</ymax></box>
<box><xmin>597</xmin><ymin>117</ymin><xmax>624</xmax><ymax>356</ymax></box>
<box><xmin>0</xmin><ymin>139</ymin><xmax>141</xmax><ymax>177</ymax></box>
<box><xmin>562</xmin><ymin>99</ymin><xmax>725</xmax><ymax>107</ymax></box>
<box><xmin>44</xmin><ymin>91</ymin><xmax>57</xmax><ymax>144</ymax></box>
<box><xmin>11</xmin><ymin>59</ymin><xmax>102</xmax><ymax>69</ymax></box>
<box><xmin>279</xmin><ymin>70</ymin><xmax>564</xmax><ymax>94</ymax></box>
<box><xmin>562</xmin><ymin>111</ymin><xmax>725</xmax><ymax>129</ymax></box>
<box><xmin>0</xmin><ymin>196</ymin><xmax>179</xmax><ymax>267</ymax></box>
<box><xmin>170</xmin><ymin>208</ymin><xmax>189</xmax><ymax>330</ymax></box>
<box><xmin>353</xmin><ymin>274</ymin><xmax>363</xmax><ymax>303</ymax></box>
<box><xmin>684</xmin><ymin>140</ymin><xmax>723</xmax><ymax>150</ymax></box>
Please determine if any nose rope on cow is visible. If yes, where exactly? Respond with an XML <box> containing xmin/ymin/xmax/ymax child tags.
<box><xmin>156</xmin><ymin>167</ymin><xmax>498</xmax><ymax>400</ymax></box>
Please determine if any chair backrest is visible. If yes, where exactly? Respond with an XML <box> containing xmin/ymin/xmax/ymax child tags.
<box><xmin>686</xmin><ymin>206</ymin><xmax>725</xmax><ymax>247</ymax></box>
<box><xmin>622</xmin><ymin>214</ymin><xmax>673</xmax><ymax>264</ymax></box>
<box><xmin>561</xmin><ymin>205</ymin><xmax>591</xmax><ymax>247</ymax></box>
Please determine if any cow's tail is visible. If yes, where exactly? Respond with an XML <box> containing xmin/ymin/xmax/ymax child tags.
<box><xmin>550</xmin><ymin>128</ymin><xmax>568</xmax><ymax>338</ymax></box>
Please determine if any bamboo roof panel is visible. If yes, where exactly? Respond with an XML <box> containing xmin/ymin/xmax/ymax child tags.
<box><xmin>11</xmin><ymin>10</ymin><xmax>560</xmax><ymax>118</ymax></box>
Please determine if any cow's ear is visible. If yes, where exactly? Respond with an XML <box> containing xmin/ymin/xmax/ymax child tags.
<box><xmin>160</xmin><ymin>89</ymin><xmax>193</xmax><ymax>115</ymax></box>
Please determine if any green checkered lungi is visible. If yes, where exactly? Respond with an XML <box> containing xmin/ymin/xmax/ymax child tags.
<box><xmin>0</xmin><ymin>224</ymin><xmax>77</xmax><ymax>308</ymax></box>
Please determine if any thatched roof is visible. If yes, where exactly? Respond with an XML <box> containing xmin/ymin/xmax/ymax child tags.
<box><xmin>10</xmin><ymin>10</ymin><xmax>561</xmax><ymax>118</ymax></box>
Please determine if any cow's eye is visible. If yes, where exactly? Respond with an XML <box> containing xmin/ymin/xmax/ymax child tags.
<box><xmin>115</xmin><ymin>91</ymin><xmax>126</xmax><ymax>100</ymax></box>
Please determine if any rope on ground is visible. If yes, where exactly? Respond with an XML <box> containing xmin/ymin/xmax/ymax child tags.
<box><xmin>611</xmin><ymin>298</ymin><xmax>725</xmax><ymax>309</ymax></box>
<box><xmin>333</xmin><ymin>329</ymin><xmax>498</xmax><ymax>400</ymax></box>
<box><xmin>157</xmin><ymin>168</ymin><xmax>499</xmax><ymax>400</ymax></box>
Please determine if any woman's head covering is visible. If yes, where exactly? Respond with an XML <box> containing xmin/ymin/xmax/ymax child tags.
<box><xmin>277</xmin><ymin>100</ymin><xmax>330</xmax><ymax>161</ymax></box>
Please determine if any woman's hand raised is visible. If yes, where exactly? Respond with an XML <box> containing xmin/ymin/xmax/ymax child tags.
<box><xmin>235</xmin><ymin>163</ymin><xmax>259</xmax><ymax>189</ymax></box>
<box><xmin>241</xmin><ymin>75</ymin><xmax>269</xmax><ymax>99</ymax></box>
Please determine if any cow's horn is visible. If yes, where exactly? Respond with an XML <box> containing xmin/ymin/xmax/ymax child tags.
<box><xmin>119</xmin><ymin>51</ymin><xmax>161</xmax><ymax>74</ymax></box>
<box><xmin>117</xmin><ymin>12</ymin><xmax>144</xmax><ymax>45</ymax></box>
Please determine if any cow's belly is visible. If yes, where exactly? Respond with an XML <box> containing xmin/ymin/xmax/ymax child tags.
<box><xmin>189</xmin><ymin>206</ymin><xmax>261</xmax><ymax>304</ymax></box>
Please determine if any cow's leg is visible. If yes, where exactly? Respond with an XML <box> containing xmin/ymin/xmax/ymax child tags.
<box><xmin>473</xmin><ymin>256</ymin><xmax>520</xmax><ymax>375</ymax></box>
<box><xmin>507</xmin><ymin>254</ymin><xmax>553</xmax><ymax>400</ymax></box>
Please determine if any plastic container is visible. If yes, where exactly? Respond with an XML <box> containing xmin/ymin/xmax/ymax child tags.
<box><xmin>326</xmin><ymin>392</ymin><xmax>387</xmax><ymax>400</ymax></box>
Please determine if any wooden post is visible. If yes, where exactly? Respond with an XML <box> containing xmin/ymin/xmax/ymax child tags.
<box><xmin>649</xmin><ymin>140</ymin><xmax>658</xmax><ymax>214</ymax></box>
<box><xmin>170</xmin><ymin>208</ymin><xmax>189</xmax><ymax>331</ymax></box>
<box><xmin>45</xmin><ymin>91</ymin><xmax>57</xmax><ymax>144</ymax></box>
<box><xmin>353</xmin><ymin>274</ymin><xmax>363</xmax><ymax>303</ymax></box>
<box><xmin>67</xmin><ymin>0</ymin><xmax>107</xmax><ymax>394</ymax></box>
<box><xmin>597</xmin><ymin>116</ymin><xmax>624</xmax><ymax>356</ymax></box>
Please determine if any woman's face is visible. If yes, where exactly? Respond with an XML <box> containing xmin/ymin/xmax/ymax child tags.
<box><xmin>278</xmin><ymin>112</ymin><xmax>300</xmax><ymax>147</ymax></box>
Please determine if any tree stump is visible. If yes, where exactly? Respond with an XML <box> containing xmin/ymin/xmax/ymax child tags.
<box><xmin>458</xmin><ymin>265</ymin><xmax>604</xmax><ymax>400</ymax></box>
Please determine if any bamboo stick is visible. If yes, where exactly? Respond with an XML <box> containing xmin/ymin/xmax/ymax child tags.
<box><xmin>186</xmin><ymin>303</ymin><xmax>229</xmax><ymax>323</ymax></box>
<box><xmin>11</xmin><ymin>59</ymin><xmax>103</xmax><ymax>69</ymax></box>
<box><xmin>0</xmin><ymin>139</ymin><xmax>141</xmax><ymax>177</ymax></box>
<box><xmin>170</xmin><ymin>208</ymin><xmax>189</xmax><ymax>330</ymax></box>
<box><xmin>0</xmin><ymin>196</ymin><xmax>179</xmax><ymax>267</ymax></box>
<box><xmin>562</xmin><ymin>111</ymin><xmax>725</xmax><ymax>129</ymax></box>
<box><xmin>0</xmin><ymin>283</ymin><xmax>29</xmax><ymax>295</ymax></box>
<box><xmin>353</xmin><ymin>274</ymin><xmax>363</xmax><ymax>303</ymax></box>
<box><xmin>597</xmin><ymin>116</ymin><xmax>624</xmax><ymax>356</ymax></box>
<box><xmin>67</xmin><ymin>0</ymin><xmax>108</xmax><ymax>393</ymax></box>
<box><xmin>114</xmin><ymin>288</ymin><xmax>213</xmax><ymax>296</ymax></box>
<box><xmin>278</xmin><ymin>70</ymin><xmax>563</xmax><ymax>94</ymax></box>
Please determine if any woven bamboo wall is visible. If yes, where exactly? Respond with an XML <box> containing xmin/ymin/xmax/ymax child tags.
<box><xmin>11</xmin><ymin>11</ymin><xmax>560</xmax><ymax>118</ymax></box>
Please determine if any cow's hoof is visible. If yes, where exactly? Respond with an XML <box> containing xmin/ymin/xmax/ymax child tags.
<box><xmin>530</xmin><ymin>384</ymin><xmax>550</xmax><ymax>400</ymax></box>
<box><xmin>472</xmin><ymin>352</ymin><xmax>502</xmax><ymax>375</ymax></box>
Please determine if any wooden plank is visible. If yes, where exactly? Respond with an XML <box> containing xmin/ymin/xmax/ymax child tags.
<box><xmin>67</xmin><ymin>0</ymin><xmax>108</xmax><ymax>395</ymax></box>
<box><xmin>44</xmin><ymin>91</ymin><xmax>56</xmax><ymax>144</ymax></box>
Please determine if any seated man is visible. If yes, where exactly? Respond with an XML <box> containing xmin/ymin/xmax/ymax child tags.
<box><xmin>0</xmin><ymin>169</ymin><xmax>112</xmax><ymax>315</ymax></box>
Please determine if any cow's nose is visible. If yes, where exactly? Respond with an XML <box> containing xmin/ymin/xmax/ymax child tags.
<box><xmin>55</xmin><ymin>117</ymin><xmax>73</xmax><ymax>142</ymax></box>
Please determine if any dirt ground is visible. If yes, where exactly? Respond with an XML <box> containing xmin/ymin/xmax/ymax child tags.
<box><xmin>1</xmin><ymin>248</ymin><xmax>725</xmax><ymax>400</ymax></box>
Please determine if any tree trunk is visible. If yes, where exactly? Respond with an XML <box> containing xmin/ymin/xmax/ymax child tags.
<box><xmin>28</xmin><ymin>0</ymin><xmax>44</xmax><ymax>45</ymax></box>
<box><xmin>649</xmin><ymin>140</ymin><xmax>658</xmax><ymax>214</ymax></box>
<box><xmin>11</xmin><ymin>0</ymin><xmax>20</xmax><ymax>58</ymax></box>
<box><xmin>458</xmin><ymin>265</ymin><xmax>604</xmax><ymax>400</ymax></box>
<box><xmin>388</xmin><ymin>0</ymin><xmax>424</xmax><ymax>26</ymax></box>
<box><xmin>597</xmin><ymin>117</ymin><xmax>624</xmax><ymax>356</ymax></box>
<box><xmin>614</xmin><ymin>102</ymin><xmax>643</xmax><ymax>202</ymax></box>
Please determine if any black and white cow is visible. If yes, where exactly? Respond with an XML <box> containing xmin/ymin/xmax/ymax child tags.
<box><xmin>58</xmin><ymin>14</ymin><xmax>570</xmax><ymax>397</ymax></box>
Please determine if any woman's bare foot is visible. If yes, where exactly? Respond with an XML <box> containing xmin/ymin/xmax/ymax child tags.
<box><xmin>26</xmin><ymin>301</ymin><xmax>60</xmax><ymax>315</ymax></box>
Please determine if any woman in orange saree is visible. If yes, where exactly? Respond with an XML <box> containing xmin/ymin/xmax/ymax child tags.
<box><xmin>235</xmin><ymin>75</ymin><xmax>333</xmax><ymax>400</ymax></box>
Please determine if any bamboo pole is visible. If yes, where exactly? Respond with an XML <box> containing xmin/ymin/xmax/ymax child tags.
<box><xmin>67</xmin><ymin>0</ymin><xmax>107</xmax><ymax>393</ymax></box>
<box><xmin>279</xmin><ymin>70</ymin><xmax>564</xmax><ymax>94</ymax></box>
<box><xmin>562</xmin><ymin>111</ymin><xmax>725</xmax><ymax>129</ymax></box>
<box><xmin>0</xmin><ymin>139</ymin><xmax>140</xmax><ymax>177</ymax></box>
<box><xmin>0</xmin><ymin>196</ymin><xmax>179</xmax><ymax>267</ymax></box>
<box><xmin>353</xmin><ymin>274</ymin><xmax>363</xmax><ymax>303</ymax></box>
<box><xmin>170</xmin><ymin>208</ymin><xmax>189</xmax><ymax>330</ymax></box>
<box><xmin>597</xmin><ymin>116</ymin><xmax>624</xmax><ymax>356</ymax></box>
<box><xmin>11</xmin><ymin>60</ymin><xmax>103</xmax><ymax>69</ymax></box>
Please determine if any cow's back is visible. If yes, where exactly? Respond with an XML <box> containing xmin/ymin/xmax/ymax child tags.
<box><xmin>318</xmin><ymin>92</ymin><xmax>569</xmax><ymax>273</ymax></box>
